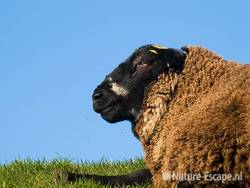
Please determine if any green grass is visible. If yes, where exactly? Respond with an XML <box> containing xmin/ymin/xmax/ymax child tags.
<box><xmin>0</xmin><ymin>158</ymin><xmax>152</xmax><ymax>188</ymax></box>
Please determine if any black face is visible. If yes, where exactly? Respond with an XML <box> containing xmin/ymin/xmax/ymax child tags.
<box><xmin>92</xmin><ymin>44</ymin><xmax>186</xmax><ymax>124</ymax></box>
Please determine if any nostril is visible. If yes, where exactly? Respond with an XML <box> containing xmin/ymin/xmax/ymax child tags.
<box><xmin>93</xmin><ymin>91</ymin><xmax>103</xmax><ymax>100</ymax></box>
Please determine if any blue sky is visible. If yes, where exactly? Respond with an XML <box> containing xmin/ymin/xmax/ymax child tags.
<box><xmin>0</xmin><ymin>0</ymin><xmax>249</xmax><ymax>163</ymax></box>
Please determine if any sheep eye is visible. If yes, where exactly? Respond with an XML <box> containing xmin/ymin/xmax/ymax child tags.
<box><xmin>131</xmin><ymin>62</ymin><xmax>150</xmax><ymax>77</ymax></box>
<box><xmin>137</xmin><ymin>61</ymin><xmax>150</xmax><ymax>66</ymax></box>
<box><xmin>133</xmin><ymin>61</ymin><xmax>146</xmax><ymax>69</ymax></box>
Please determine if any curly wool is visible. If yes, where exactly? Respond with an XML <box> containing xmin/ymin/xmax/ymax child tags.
<box><xmin>135</xmin><ymin>46</ymin><xmax>250</xmax><ymax>187</ymax></box>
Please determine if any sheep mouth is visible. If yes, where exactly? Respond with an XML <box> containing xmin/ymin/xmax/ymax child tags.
<box><xmin>93</xmin><ymin>101</ymin><xmax>117</xmax><ymax>114</ymax></box>
<box><xmin>100</xmin><ymin>105</ymin><xmax>115</xmax><ymax>114</ymax></box>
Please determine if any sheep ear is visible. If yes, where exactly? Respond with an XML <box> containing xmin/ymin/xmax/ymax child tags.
<box><xmin>159</xmin><ymin>48</ymin><xmax>186</xmax><ymax>72</ymax></box>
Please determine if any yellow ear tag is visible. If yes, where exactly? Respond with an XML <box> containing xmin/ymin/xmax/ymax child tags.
<box><xmin>152</xmin><ymin>44</ymin><xmax>168</xmax><ymax>49</ymax></box>
<box><xmin>149</xmin><ymin>49</ymin><xmax>158</xmax><ymax>54</ymax></box>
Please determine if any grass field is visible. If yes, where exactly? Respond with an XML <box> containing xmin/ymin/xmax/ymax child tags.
<box><xmin>0</xmin><ymin>158</ymin><xmax>151</xmax><ymax>188</ymax></box>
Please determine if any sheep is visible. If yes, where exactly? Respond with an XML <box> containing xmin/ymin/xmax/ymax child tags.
<box><xmin>58</xmin><ymin>44</ymin><xmax>249</xmax><ymax>187</ymax></box>
<box><xmin>134</xmin><ymin>46</ymin><xmax>250</xmax><ymax>187</ymax></box>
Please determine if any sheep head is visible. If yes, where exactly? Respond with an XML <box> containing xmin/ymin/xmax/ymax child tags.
<box><xmin>92</xmin><ymin>44</ymin><xmax>186</xmax><ymax>125</ymax></box>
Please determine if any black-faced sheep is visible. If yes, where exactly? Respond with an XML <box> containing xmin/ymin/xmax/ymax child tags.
<box><xmin>59</xmin><ymin>45</ymin><xmax>250</xmax><ymax>187</ymax></box>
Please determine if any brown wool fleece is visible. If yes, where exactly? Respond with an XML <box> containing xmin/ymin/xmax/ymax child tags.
<box><xmin>135</xmin><ymin>46</ymin><xmax>250</xmax><ymax>188</ymax></box>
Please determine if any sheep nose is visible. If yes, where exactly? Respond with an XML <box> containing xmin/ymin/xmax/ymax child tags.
<box><xmin>92</xmin><ymin>90</ymin><xmax>103</xmax><ymax>101</ymax></box>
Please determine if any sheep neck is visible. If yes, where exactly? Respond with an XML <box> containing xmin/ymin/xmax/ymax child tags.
<box><xmin>135</xmin><ymin>72</ymin><xmax>179</xmax><ymax>144</ymax></box>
